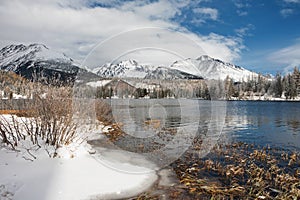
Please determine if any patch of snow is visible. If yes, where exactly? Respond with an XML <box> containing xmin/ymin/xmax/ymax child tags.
<box><xmin>0</xmin><ymin>142</ymin><xmax>157</xmax><ymax>200</ymax></box>
<box><xmin>0</xmin><ymin>115</ymin><xmax>158</xmax><ymax>200</ymax></box>
<box><xmin>12</xmin><ymin>94</ymin><xmax>27</xmax><ymax>99</ymax></box>
<box><xmin>86</xmin><ymin>80</ymin><xmax>111</xmax><ymax>88</ymax></box>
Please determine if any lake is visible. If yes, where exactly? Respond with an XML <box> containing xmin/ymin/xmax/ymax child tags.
<box><xmin>224</xmin><ymin>101</ymin><xmax>300</xmax><ymax>151</ymax></box>
<box><xmin>92</xmin><ymin>99</ymin><xmax>300</xmax><ymax>199</ymax></box>
<box><xmin>108</xmin><ymin>99</ymin><xmax>300</xmax><ymax>153</ymax></box>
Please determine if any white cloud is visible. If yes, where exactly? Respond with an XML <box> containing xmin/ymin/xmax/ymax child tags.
<box><xmin>237</xmin><ymin>10</ymin><xmax>248</xmax><ymax>16</ymax></box>
<box><xmin>190</xmin><ymin>18</ymin><xmax>206</xmax><ymax>26</ymax></box>
<box><xmin>193</xmin><ymin>7</ymin><xmax>219</xmax><ymax>21</ymax></box>
<box><xmin>234</xmin><ymin>2</ymin><xmax>251</xmax><ymax>8</ymax></box>
<box><xmin>84</xmin><ymin>29</ymin><xmax>243</xmax><ymax>68</ymax></box>
<box><xmin>200</xmin><ymin>33</ymin><xmax>244</xmax><ymax>61</ymax></box>
<box><xmin>268</xmin><ymin>40</ymin><xmax>300</xmax><ymax>73</ymax></box>
<box><xmin>280</xmin><ymin>8</ymin><xmax>294</xmax><ymax>17</ymax></box>
<box><xmin>233</xmin><ymin>0</ymin><xmax>251</xmax><ymax>16</ymax></box>
<box><xmin>119</xmin><ymin>0</ymin><xmax>188</xmax><ymax>21</ymax></box>
<box><xmin>0</xmin><ymin>0</ymin><xmax>243</xmax><ymax>68</ymax></box>
<box><xmin>283</xmin><ymin>0</ymin><xmax>300</xmax><ymax>3</ymax></box>
<box><xmin>235</xmin><ymin>24</ymin><xmax>255</xmax><ymax>37</ymax></box>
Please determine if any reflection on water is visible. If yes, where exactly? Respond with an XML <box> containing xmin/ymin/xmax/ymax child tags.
<box><xmin>108</xmin><ymin>99</ymin><xmax>226</xmax><ymax>167</ymax></box>
<box><xmin>109</xmin><ymin>99</ymin><xmax>300</xmax><ymax>153</ymax></box>
<box><xmin>224</xmin><ymin>101</ymin><xmax>300</xmax><ymax>150</ymax></box>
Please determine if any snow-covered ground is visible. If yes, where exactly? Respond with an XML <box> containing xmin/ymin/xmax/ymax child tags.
<box><xmin>234</xmin><ymin>93</ymin><xmax>300</xmax><ymax>101</ymax></box>
<box><xmin>0</xmin><ymin>115</ymin><xmax>157</xmax><ymax>200</ymax></box>
<box><xmin>86</xmin><ymin>80</ymin><xmax>112</xmax><ymax>88</ymax></box>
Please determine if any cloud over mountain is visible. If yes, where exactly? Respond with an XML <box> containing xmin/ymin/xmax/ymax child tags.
<box><xmin>0</xmin><ymin>0</ymin><xmax>244</xmax><ymax>69</ymax></box>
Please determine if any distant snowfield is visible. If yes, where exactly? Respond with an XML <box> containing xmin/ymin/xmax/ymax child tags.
<box><xmin>0</xmin><ymin>116</ymin><xmax>157</xmax><ymax>200</ymax></box>
<box><xmin>86</xmin><ymin>80</ymin><xmax>112</xmax><ymax>88</ymax></box>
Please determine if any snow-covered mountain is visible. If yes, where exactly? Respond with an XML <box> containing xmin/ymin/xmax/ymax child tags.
<box><xmin>0</xmin><ymin>44</ymin><xmax>97</xmax><ymax>83</ymax></box>
<box><xmin>95</xmin><ymin>55</ymin><xmax>258</xmax><ymax>81</ymax></box>
<box><xmin>171</xmin><ymin>55</ymin><xmax>258</xmax><ymax>81</ymax></box>
<box><xmin>0</xmin><ymin>44</ymin><xmax>258</xmax><ymax>82</ymax></box>
<box><xmin>93</xmin><ymin>59</ymin><xmax>203</xmax><ymax>80</ymax></box>
<box><xmin>94</xmin><ymin>60</ymin><xmax>149</xmax><ymax>78</ymax></box>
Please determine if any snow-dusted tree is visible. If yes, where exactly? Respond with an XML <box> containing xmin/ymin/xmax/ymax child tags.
<box><xmin>224</xmin><ymin>76</ymin><xmax>235</xmax><ymax>99</ymax></box>
<box><xmin>284</xmin><ymin>74</ymin><xmax>297</xmax><ymax>99</ymax></box>
<box><xmin>292</xmin><ymin>67</ymin><xmax>300</xmax><ymax>96</ymax></box>
<box><xmin>273</xmin><ymin>73</ymin><xmax>283</xmax><ymax>98</ymax></box>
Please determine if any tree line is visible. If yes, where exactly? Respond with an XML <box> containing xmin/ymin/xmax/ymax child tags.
<box><xmin>94</xmin><ymin>67</ymin><xmax>300</xmax><ymax>100</ymax></box>
<box><xmin>2</xmin><ymin>67</ymin><xmax>299</xmax><ymax>101</ymax></box>
<box><xmin>224</xmin><ymin>67</ymin><xmax>300</xmax><ymax>100</ymax></box>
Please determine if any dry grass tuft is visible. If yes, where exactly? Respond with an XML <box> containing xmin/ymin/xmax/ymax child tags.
<box><xmin>95</xmin><ymin>100</ymin><xmax>114</xmax><ymax>125</ymax></box>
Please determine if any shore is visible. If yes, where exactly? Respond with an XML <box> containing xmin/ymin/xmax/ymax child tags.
<box><xmin>228</xmin><ymin>95</ymin><xmax>300</xmax><ymax>101</ymax></box>
<box><xmin>1</xmin><ymin>124</ymin><xmax>300</xmax><ymax>200</ymax></box>
<box><xmin>0</xmin><ymin>128</ymin><xmax>158</xmax><ymax>200</ymax></box>
<box><xmin>87</xmin><ymin>122</ymin><xmax>300</xmax><ymax>199</ymax></box>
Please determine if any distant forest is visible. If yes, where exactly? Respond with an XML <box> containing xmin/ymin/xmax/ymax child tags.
<box><xmin>94</xmin><ymin>67</ymin><xmax>300</xmax><ymax>100</ymax></box>
<box><xmin>1</xmin><ymin>67</ymin><xmax>300</xmax><ymax>100</ymax></box>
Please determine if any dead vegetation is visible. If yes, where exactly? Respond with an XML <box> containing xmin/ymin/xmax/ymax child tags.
<box><xmin>132</xmin><ymin>142</ymin><xmax>300</xmax><ymax>200</ymax></box>
<box><xmin>0</xmin><ymin>85</ymin><xmax>77</xmax><ymax>155</ymax></box>
<box><xmin>172</xmin><ymin>142</ymin><xmax>300</xmax><ymax>199</ymax></box>
<box><xmin>0</xmin><ymin>72</ymin><xmax>119</xmax><ymax>155</ymax></box>
<box><xmin>93</xmin><ymin>99</ymin><xmax>124</xmax><ymax>141</ymax></box>
<box><xmin>0</xmin><ymin>110</ymin><xmax>34</xmax><ymax>117</ymax></box>
<box><xmin>95</xmin><ymin>100</ymin><xmax>114</xmax><ymax>125</ymax></box>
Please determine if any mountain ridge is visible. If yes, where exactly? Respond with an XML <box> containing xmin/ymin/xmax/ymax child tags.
<box><xmin>95</xmin><ymin>55</ymin><xmax>258</xmax><ymax>81</ymax></box>
<box><xmin>0</xmin><ymin>44</ymin><xmax>97</xmax><ymax>84</ymax></box>
<box><xmin>0</xmin><ymin>43</ymin><xmax>259</xmax><ymax>82</ymax></box>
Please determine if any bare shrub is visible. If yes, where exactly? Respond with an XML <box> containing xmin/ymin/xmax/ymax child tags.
<box><xmin>0</xmin><ymin>115</ymin><xmax>20</xmax><ymax>149</ymax></box>
<box><xmin>95</xmin><ymin>99</ymin><xmax>114</xmax><ymax>125</ymax></box>
<box><xmin>0</xmin><ymin>86</ymin><xmax>77</xmax><ymax>155</ymax></box>
<box><xmin>32</xmin><ymin>87</ymin><xmax>76</xmax><ymax>148</ymax></box>
<box><xmin>94</xmin><ymin>100</ymin><xmax>127</xmax><ymax>142</ymax></box>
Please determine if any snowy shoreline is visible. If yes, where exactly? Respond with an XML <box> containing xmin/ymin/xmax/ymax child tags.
<box><xmin>0</xmin><ymin>130</ymin><xmax>158</xmax><ymax>200</ymax></box>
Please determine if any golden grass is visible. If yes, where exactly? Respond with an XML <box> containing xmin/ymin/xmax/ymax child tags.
<box><xmin>0</xmin><ymin>109</ymin><xmax>34</xmax><ymax>117</ymax></box>
<box><xmin>131</xmin><ymin>142</ymin><xmax>300</xmax><ymax>200</ymax></box>
<box><xmin>144</xmin><ymin>119</ymin><xmax>161</xmax><ymax>129</ymax></box>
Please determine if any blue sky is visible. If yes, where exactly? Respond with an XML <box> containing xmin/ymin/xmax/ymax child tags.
<box><xmin>172</xmin><ymin>0</ymin><xmax>300</xmax><ymax>74</ymax></box>
<box><xmin>0</xmin><ymin>0</ymin><xmax>300</xmax><ymax>74</ymax></box>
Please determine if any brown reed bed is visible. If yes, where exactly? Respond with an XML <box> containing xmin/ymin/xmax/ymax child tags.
<box><xmin>130</xmin><ymin>141</ymin><xmax>300</xmax><ymax>200</ymax></box>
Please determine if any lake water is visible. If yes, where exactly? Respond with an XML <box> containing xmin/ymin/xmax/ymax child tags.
<box><xmin>108</xmin><ymin>99</ymin><xmax>300</xmax><ymax>152</ymax></box>
<box><xmin>224</xmin><ymin>101</ymin><xmax>300</xmax><ymax>150</ymax></box>
<box><xmin>95</xmin><ymin>99</ymin><xmax>300</xmax><ymax>198</ymax></box>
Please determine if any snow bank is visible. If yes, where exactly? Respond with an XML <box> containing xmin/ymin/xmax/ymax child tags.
<box><xmin>86</xmin><ymin>80</ymin><xmax>111</xmax><ymax>88</ymax></box>
<box><xmin>0</xmin><ymin>123</ymin><xmax>157</xmax><ymax>200</ymax></box>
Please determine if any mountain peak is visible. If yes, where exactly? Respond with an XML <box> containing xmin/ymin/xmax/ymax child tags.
<box><xmin>196</xmin><ymin>55</ymin><xmax>213</xmax><ymax>61</ymax></box>
<box><xmin>170</xmin><ymin>56</ymin><xmax>258</xmax><ymax>81</ymax></box>
<box><xmin>0</xmin><ymin>43</ymin><xmax>84</xmax><ymax>80</ymax></box>
<box><xmin>118</xmin><ymin>59</ymin><xmax>138</xmax><ymax>66</ymax></box>
<box><xmin>28</xmin><ymin>43</ymin><xmax>49</xmax><ymax>50</ymax></box>
<box><xmin>1</xmin><ymin>43</ymin><xmax>48</xmax><ymax>53</ymax></box>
